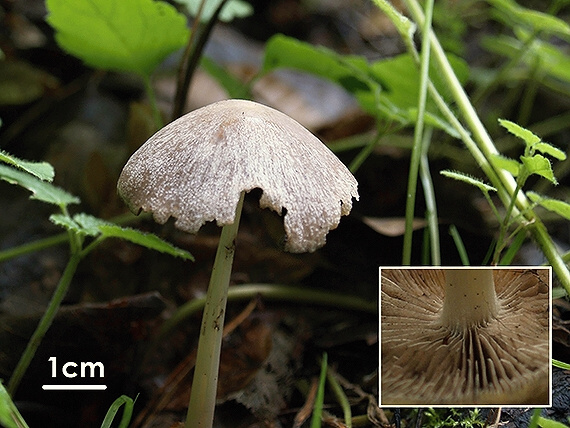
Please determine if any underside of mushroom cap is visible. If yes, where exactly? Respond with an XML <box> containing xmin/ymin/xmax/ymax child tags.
<box><xmin>117</xmin><ymin>99</ymin><xmax>359</xmax><ymax>253</ymax></box>
<box><xmin>381</xmin><ymin>268</ymin><xmax>549</xmax><ymax>405</ymax></box>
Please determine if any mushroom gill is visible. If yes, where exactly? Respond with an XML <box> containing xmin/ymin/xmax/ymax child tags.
<box><xmin>380</xmin><ymin>268</ymin><xmax>549</xmax><ymax>405</ymax></box>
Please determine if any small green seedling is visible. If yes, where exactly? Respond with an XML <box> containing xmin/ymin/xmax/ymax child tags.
<box><xmin>441</xmin><ymin>119</ymin><xmax>567</xmax><ymax>264</ymax></box>
<box><xmin>0</xmin><ymin>154</ymin><xmax>193</xmax><ymax>396</ymax></box>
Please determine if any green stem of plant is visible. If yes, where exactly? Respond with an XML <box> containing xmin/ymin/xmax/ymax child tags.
<box><xmin>185</xmin><ymin>192</ymin><xmax>245</xmax><ymax>428</ymax></box>
<box><xmin>349</xmin><ymin>132</ymin><xmax>382</xmax><ymax>173</ymax></box>
<box><xmin>472</xmin><ymin>29</ymin><xmax>540</xmax><ymax>107</ymax></box>
<box><xmin>7</xmin><ymin>251</ymin><xmax>82</xmax><ymax>396</ymax></box>
<box><xmin>171</xmin><ymin>0</ymin><xmax>206</xmax><ymax>121</ymax></box>
<box><xmin>448</xmin><ymin>225</ymin><xmax>470</xmax><ymax>266</ymax></box>
<box><xmin>499</xmin><ymin>227</ymin><xmax>527</xmax><ymax>265</ymax></box>
<box><xmin>482</xmin><ymin>190</ymin><xmax>502</xmax><ymax>224</ymax></box>
<box><xmin>517</xmin><ymin>58</ymin><xmax>542</xmax><ymax>126</ymax></box>
<box><xmin>0</xmin><ymin>233</ymin><xmax>68</xmax><ymax>263</ymax></box>
<box><xmin>310</xmin><ymin>352</ymin><xmax>328</xmax><ymax>428</ymax></box>
<box><xmin>419</xmin><ymin>127</ymin><xmax>440</xmax><ymax>265</ymax></box>
<box><xmin>157</xmin><ymin>284</ymin><xmax>376</xmax><ymax>345</ymax></box>
<box><xmin>402</xmin><ymin>0</ymin><xmax>433</xmax><ymax>265</ymax></box>
<box><xmin>326</xmin><ymin>367</ymin><xmax>352</xmax><ymax>428</ymax></box>
<box><xmin>493</xmin><ymin>176</ymin><xmax>525</xmax><ymax>264</ymax></box>
<box><xmin>404</xmin><ymin>0</ymin><xmax>570</xmax><ymax>292</ymax></box>
<box><xmin>171</xmin><ymin>0</ymin><xmax>229</xmax><ymax>120</ymax></box>
<box><xmin>142</xmin><ymin>75</ymin><xmax>163</xmax><ymax>130</ymax></box>
<box><xmin>473</xmin><ymin>0</ymin><xmax>562</xmax><ymax>108</ymax></box>
<box><xmin>0</xmin><ymin>212</ymin><xmax>141</xmax><ymax>263</ymax></box>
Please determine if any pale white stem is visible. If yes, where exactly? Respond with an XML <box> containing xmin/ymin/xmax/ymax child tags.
<box><xmin>185</xmin><ymin>192</ymin><xmax>245</xmax><ymax>428</ymax></box>
<box><xmin>440</xmin><ymin>269</ymin><xmax>498</xmax><ymax>332</ymax></box>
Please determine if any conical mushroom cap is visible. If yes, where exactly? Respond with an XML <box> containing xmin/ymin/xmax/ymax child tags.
<box><xmin>117</xmin><ymin>99</ymin><xmax>359</xmax><ymax>253</ymax></box>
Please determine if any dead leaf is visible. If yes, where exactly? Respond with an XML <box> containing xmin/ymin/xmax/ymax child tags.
<box><xmin>363</xmin><ymin>216</ymin><xmax>427</xmax><ymax>237</ymax></box>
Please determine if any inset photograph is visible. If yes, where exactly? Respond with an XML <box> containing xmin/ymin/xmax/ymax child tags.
<box><xmin>380</xmin><ymin>267</ymin><xmax>551</xmax><ymax>406</ymax></box>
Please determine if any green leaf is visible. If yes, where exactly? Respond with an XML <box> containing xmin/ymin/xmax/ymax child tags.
<box><xmin>49</xmin><ymin>212</ymin><xmax>193</xmax><ymax>259</ymax></box>
<box><xmin>534</xmin><ymin>142</ymin><xmax>567</xmax><ymax>161</ymax></box>
<box><xmin>100</xmin><ymin>395</ymin><xmax>136</xmax><ymax>428</ymax></box>
<box><xmin>369</xmin><ymin>54</ymin><xmax>468</xmax><ymax>135</ymax></box>
<box><xmin>498</xmin><ymin>118</ymin><xmax>541</xmax><ymax>146</ymax></box>
<box><xmin>261</xmin><ymin>34</ymin><xmax>377</xmax><ymax>108</ymax></box>
<box><xmin>440</xmin><ymin>170</ymin><xmax>497</xmax><ymax>193</ymax></box>
<box><xmin>498</xmin><ymin>119</ymin><xmax>566</xmax><ymax>160</ymax></box>
<box><xmin>482</xmin><ymin>32</ymin><xmax>570</xmax><ymax>84</ymax></box>
<box><xmin>50</xmin><ymin>213</ymin><xmax>112</xmax><ymax>236</ymax></box>
<box><xmin>310</xmin><ymin>352</ymin><xmax>328</xmax><ymax>428</ymax></box>
<box><xmin>46</xmin><ymin>0</ymin><xmax>190</xmax><ymax>77</ymax></box>
<box><xmin>537</xmin><ymin>417</ymin><xmax>570</xmax><ymax>428</ymax></box>
<box><xmin>0</xmin><ymin>164</ymin><xmax>80</xmax><ymax>208</ymax></box>
<box><xmin>490</xmin><ymin>153</ymin><xmax>521</xmax><ymax>176</ymax></box>
<box><xmin>0</xmin><ymin>150</ymin><xmax>55</xmax><ymax>182</ymax></box>
<box><xmin>488</xmin><ymin>0</ymin><xmax>570</xmax><ymax>39</ymax></box>
<box><xmin>521</xmin><ymin>154</ymin><xmax>557</xmax><ymax>184</ymax></box>
<box><xmin>200</xmin><ymin>56</ymin><xmax>251</xmax><ymax>99</ymax></box>
<box><xmin>261</xmin><ymin>35</ymin><xmax>467</xmax><ymax>136</ymax></box>
<box><xmin>50</xmin><ymin>214</ymin><xmax>82</xmax><ymax>233</ymax></box>
<box><xmin>74</xmin><ymin>213</ymin><xmax>113</xmax><ymax>235</ymax></box>
<box><xmin>553</xmin><ymin>359</ymin><xmax>570</xmax><ymax>370</ymax></box>
<box><xmin>99</xmin><ymin>225</ymin><xmax>194</xmax><ymax>260</ymax></box>
<box><xmin>527</xmin><ymin>192</ymin><xmax>570</xmax><ymax>220</ymax></box>
<box><xmin>0</xmin><ymin>381</ymin><xmax>30</xmax><ymax>428</ymax></box>
<box><xmin>173</xmin><ymin>0</ymin><xmax>253</xmax><ymax>23</ymax></box>
<box><xmin>524</xmin><ymin>36</ymin><xmax>570</xmax><ymax>83</ymax></box>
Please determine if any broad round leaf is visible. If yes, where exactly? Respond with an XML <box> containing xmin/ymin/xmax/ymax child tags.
<box><xmin>46</xmin><ymin>0</ymin><xmax>190</xmax><ymax>77</ymax></box>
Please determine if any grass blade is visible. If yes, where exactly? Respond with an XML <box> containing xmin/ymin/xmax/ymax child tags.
<box><xmin>310</xmin><ymin>353</ymin><xmax>328</xmax><ymax>428</ymax></box>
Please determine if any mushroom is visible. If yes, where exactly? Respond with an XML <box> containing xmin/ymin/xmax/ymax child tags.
<box><xmin>380</xmin><ymin>267</ymin><xmax>550</xmax><ymax>405</ymax></box>
<box><xmin>117</xmin><ymin>99</ymin><xmax>358</xmax><ymax>427</ymax></box>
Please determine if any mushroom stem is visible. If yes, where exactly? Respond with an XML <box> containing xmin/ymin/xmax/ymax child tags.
<box><xmin>185</xmin><ymin>191</ymin><xmax>245</xmax><ymax>428</ymax></box>
<box><xmin>440</xmin><ymin>269</ymin><xmax>499</xmax><ymax>332</ymax></box>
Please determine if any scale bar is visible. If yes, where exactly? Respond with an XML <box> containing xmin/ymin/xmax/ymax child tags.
<box><xmin>42</xmin><ymin>385</ymin><xmax>107</xmax><ymax>391</ymax></box>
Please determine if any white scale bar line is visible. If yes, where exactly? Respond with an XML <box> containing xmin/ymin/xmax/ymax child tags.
<box><xmin>42</xmin><ymin>385</ymin><xmax>107</xmax><ymax>390</ymax></box>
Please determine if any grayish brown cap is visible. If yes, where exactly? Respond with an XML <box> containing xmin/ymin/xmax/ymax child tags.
<box><xmin>381</xmin><ymin>268</ymin><xmax>549</xmax><ymax>405</ymax></box>
<box><xmin>117</xmin><ymin>99</ymin><xmax>359</xmax><ymax>253</ymax></box>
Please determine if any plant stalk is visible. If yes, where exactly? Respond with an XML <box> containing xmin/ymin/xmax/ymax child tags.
<box><xmin>7</xmin><ymin>252</ymin><xmax>82</xmax><ymax>396</ymax></box>
<box><xmin>143</xmin><ymin>75</ymin><xmax>163</xmax><ymax>130</ymax></box>
<box><xmin>402</xmin><ymin>0</ymin><xmax>433</xmax><ymax>265</ymax></box>
<box><xmin>155</xmin><ymin>283</ymin><xmax>377</xmax><ymax>346</ymax></box>
<box><xmin>172</xmin><ymin>0</ymin><xmax>229</xmax><ymax>121</ymax></box>
<box><xmin>404</xmin><ymin>0</ymin><xmax>570</xmax><ymax>292</ymax></box>
<box><xmin>185</xmin><ymin>192</ymin><xmax>245</xmax><ymax>428</ymax></box>
<box><xmin>419</xmin><ymin>127</ymin><xmax>440</xmax><ymax>265</ymax></box>
<box><xmin>440</xmin><ymin>269</ymin><xmax>498</xmax><ymax>333</ymax></box>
